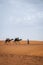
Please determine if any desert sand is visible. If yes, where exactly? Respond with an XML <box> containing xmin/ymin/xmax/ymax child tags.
<box><xmin>0</xmin><ymin>40</ymin><xmax>43</xmax><ymax>65</ymax></box>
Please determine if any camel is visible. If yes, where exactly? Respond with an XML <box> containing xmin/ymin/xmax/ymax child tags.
<box><xmin>14</xmin><ymin>37</ymin><xmax>22</xmax><ymax>44</ymax></box>
<box><xmin>14</xmin><ymin>37</ymin><xmax>22</xmax><ymax>41</ymax></box>
<box><xmin>5</xmin><ymin>38</ymin><xmax>13</xmax><ymax>43</ymax></box>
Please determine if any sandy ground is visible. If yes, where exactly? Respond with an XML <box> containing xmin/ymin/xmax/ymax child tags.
<box><xmin>0</xmin><ymin>40</ymin><xmax>43</xmax><ymax>65</ymax></box>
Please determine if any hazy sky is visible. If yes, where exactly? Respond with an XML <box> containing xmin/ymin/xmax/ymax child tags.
<box><xmin>0</xmin><ymin>0</ymin><xmax>43</xmax><ymax>40</ymax></box>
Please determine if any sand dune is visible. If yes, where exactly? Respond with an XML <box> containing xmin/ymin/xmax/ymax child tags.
<box><xmin>0</xmin><ymin>40</ymin><xmax>43</xmax><ymax>65</ymax></box>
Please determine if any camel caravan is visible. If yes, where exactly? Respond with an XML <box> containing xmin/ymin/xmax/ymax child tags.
<box><xmin>5</xmin><ymin>37</ymin><xmax>22</xmax><ymax>44</ymax></box>
<box><xmin>5</xmin><ymin>37</ymin><xmax>29</xmax><ymax>45</ymax></box>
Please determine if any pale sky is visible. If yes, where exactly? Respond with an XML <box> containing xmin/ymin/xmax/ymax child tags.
<box><xmin>0</xmin><ymin>0</ymin><xmax>43</xmax><ymax>40</ymax></box>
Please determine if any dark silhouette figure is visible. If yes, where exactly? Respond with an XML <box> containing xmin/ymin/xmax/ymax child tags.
<box><xmin>14</xmin><ymin>37</ymin><xmax>22</xmax><ymax>44</ymax></box>
<box><xmin>27</xmin><ymin>39</ymin><xmax>29</xmax><ymax>44</ymax></box>
<box><xmin>14</xmin><ymin>37</ymin><xmax>22</xmax><ymax>41</ymax></box>
<box><xmin>5</xmin><ymin>38</ymin><xmax>13</xmax><ymax>43</ymax></box>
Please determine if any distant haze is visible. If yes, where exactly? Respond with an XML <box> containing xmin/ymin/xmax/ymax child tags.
<box><xmin>0</xmin><ymin>0</ymin><xmax>43</xmax><ymax>40</ymax></box>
